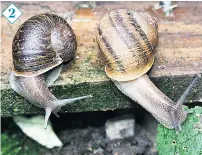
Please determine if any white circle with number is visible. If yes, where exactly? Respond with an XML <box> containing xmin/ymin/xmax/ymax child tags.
<box><xmin>3</xmin><ymin>3</ymin><xmax>23</xmax><ymax>24</ymax></box>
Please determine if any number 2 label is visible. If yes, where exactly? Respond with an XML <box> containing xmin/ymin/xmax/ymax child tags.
<box><xmin>9</xmin><ymin>8</ymin><xmax>15</xmax><ymax>18</ymax></box>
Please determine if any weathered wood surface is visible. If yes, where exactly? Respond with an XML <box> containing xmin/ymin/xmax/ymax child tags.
<box><xmin>1</xmin><ymin>2</ymin><xmax>202</xmax><ymax>117</ymax></box>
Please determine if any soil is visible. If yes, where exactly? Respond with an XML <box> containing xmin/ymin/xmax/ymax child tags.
<box><xmin>50</xmin><ymin>125</ymin><xmax>156</xmax><ymax>155</ymax></box>
<box><xmin>2</xmin><ymin>108</ymin><xmax>158</xmax><ymax>155</ymax></box>
<box><xmin>48</xmin><ymin>108</ymin><xmax>158</xmax><ymax>155</ymax></box>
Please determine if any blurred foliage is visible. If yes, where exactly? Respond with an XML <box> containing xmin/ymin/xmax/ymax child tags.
<box><xmin>1</xmin><ymin>120</ymin><xmax>49</xmax><ymax>155</ymax></box>
<box><xmin>157</xmin><ymin>106</ymin><xmax>202</xmax><ymax>155</ymax></box>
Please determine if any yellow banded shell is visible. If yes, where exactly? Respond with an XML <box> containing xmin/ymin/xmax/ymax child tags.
<box><xmin>96</xmin><ymin>9</ymin><xmax>159</xmax><ymax>81</ymax></box>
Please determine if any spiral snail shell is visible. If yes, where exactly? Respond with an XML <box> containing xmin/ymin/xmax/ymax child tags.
<box><xmin>10</xmin><ymin>13</ymin><xmax>91</xmax><ymax>128</ymax></box>
<box><xmin>96</xmin><ymin>9</ymin><xmax>198</xmax><ymax>131</ymax></box>
<box><xmin>12</xmin><ymin>13</ymin><xmax>77</xmax><ymax>77</ymax></box>
<box><xmin>97</xmin><ymin>9</ymin><xmax>158</xmax><ymax>81</ymax></box>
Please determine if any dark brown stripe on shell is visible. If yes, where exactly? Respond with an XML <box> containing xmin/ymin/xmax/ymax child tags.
<box><xmin>97</xmin><ymin>26</ymin><xmax>125</xmax><ymax>72</ymax></box>
<box><xmin>110</xmin><ymin>10</ymin><xmax>148</xmax><ymax>63</ymax></box>
<box><xmin>127</xmin><ymin>10</ymin><xmax>153</xmax><ymax>52</ymax></box>
<box><xmin>13</xmin><ymin>51</ymin><xmax>57</xmax><ymax>72</ymax></box>
<box><xmin>12</xmin><ymin>13</ymin><xmax>76</xmax><ymax>73</ymax></box>
<box><xmin>108</xmin><ymin>13</ymin><xmax>131</xmax><ymax>49</ymax></box>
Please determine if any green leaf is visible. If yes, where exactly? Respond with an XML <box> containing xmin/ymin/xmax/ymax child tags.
<box><xmin>157</xmin><ymin>106</ymin><xmax>202</xmax><ymax>155</ymax></box>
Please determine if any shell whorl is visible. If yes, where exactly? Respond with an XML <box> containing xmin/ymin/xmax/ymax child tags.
<box><xmin>96</xmin><ymin>9</ymin><xmax>159</xmax><ymax>81</ymax></box>
<box><xmin>12</xmin><ymin>13</ymin><xmax>77</xmax><ymax>77</ymax></box>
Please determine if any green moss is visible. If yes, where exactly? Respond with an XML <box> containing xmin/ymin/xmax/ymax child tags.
<box><xmin>152</xmin><ymin>76</ymin><xmax>201</xmax><ymax>102</ymax></box>
<box><xmin>1</xmin><ymin>126</ymin><xmax>49</xmax><ymax>155</ymax></box>
<box><xmin>1</xmin><ymin>81</ymin><xmax>132</xmax><ymax>117</ymax></box>
<box><xmin>1</xmin><ymin>76</ymin><xmax>201</xmax><ymax>117</ymax></box>
<box><xmin>157</xmin><ymin>106</ymin><xmax>202</xmax><ymax>155</ymax></box>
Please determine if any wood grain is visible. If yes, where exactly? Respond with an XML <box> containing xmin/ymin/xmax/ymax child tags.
<box><xmin>1</xmin><ymin>2</ymin><xmax>202</xmax><ymax>116</ymax></box>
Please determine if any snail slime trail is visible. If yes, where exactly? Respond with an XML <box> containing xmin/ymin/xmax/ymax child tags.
<box><xmin>96</xmin><ymin>9</ymin><xmax>199</xmax><ymax>131</ymax></box>
<box><xmin>10</xmin><ymin>13</ymin><xmax>91</xmax><ymax>128</ymax></box>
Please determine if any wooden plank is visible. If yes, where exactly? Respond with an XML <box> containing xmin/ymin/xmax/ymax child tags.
<box><xmin>1</xmin><ymin>2</ymin><xmax>202</xmax><ymax>116</ymax></box>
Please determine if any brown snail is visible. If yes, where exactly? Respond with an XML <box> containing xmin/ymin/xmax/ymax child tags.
<box><xmin>10</xmin><ymin>13</ymin><xmax>91</xmax><ymax>128</ymax></box>
<box><xmin>96</xmin><ymin>9</ymin><xmax>199</xmax><ymax>131</ymax></box>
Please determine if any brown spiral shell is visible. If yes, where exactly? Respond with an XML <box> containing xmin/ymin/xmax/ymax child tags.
<box><xmin>12</xmin><ymin>13</ymin><xmax>77</xmax><ymax>77</ymax></box>
<box><xmin>96</xmin><ymin>9</ymin><xmax>159</xmax><ymax>81</ymax></box>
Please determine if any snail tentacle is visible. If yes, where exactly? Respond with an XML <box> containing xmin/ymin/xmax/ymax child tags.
<box><xmin>114</xmin><ymin>74</ymin><xmax>187</xmax><ymax>129</ymax></box>
<box><xmin>44</xmin><ymin>107</ymin><xmax>52</xmax><ymax>129</ymax></box>
<box><xmin>10</xmin><ymin>13</ymin><xmax>91</xmax><ymax>127</ymax></box>
<box><xmin>52</xmin><ymin>110</ymin><xmax>60</xmax><ymax>118</ymax></box>
<box><xmin>168</xmin><ymin>75</ymin><xmax>200</xmax><ymax>131</ymax></box>
<box><xmin>43</xmin><ymin>95</ymin><xmax>92</xmax><ymax>128</ymax></box>
<box><xmin>96</xmin><ymin>9</ymin><xmax>199</xmax><ymax>131</ymax></box>
<box><xmin>176</xmin><ymin>75</ymin><xmax>200</xmax><ymax>107</ymax></box>
<box><xmin>55</xmin><ymin>95</ymin><xmax>92</xmax><ymax>107</ymax></box>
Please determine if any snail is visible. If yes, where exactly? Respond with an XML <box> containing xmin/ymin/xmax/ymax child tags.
<box><xmin>9</xmin><ymin>13</ymin><xmax>91</xmax><ymax>128</ymax></box>
<box><xmin>96</xmin><ymin>9</ymin><xmax>199</xmax><ymax>131</ymax></box>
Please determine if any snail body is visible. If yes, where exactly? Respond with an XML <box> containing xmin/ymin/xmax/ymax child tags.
<box><xmin>10</xmin><ymin>13</ymin><xmax>91</xmax><ymax>128</ymax></box>
<box><xmin>97</xmin><ymin>9</ymin><xmax>198</xmax><ymax>130</ymax></box>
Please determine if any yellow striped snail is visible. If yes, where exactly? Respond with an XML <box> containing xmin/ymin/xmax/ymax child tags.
<box><xmin>96</xmin><ymin>9</ymin><xmax>199</xmax><ymax>131</ymax></box>
<box><xmin>10</xmin><ymin>13</ymin><xmax>91</xmax><ymax>128</ymax></box>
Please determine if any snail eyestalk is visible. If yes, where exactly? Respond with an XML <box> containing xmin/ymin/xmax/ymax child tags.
<box><xmin>44</xmin><ymin>95</ymin><xmax>92</xmax><ymax>129</ymax></box>
<box><xmin>10</xmin><ymin>13</ymin><xmax>91</xmax><ymax>128</ymax></box>
<box><xmin>56</xmin><ymin>95</ymin><xmax>92</xmax><ymax>107</ymax></box>
<box><xmin>114</xmin><ymin>74</ymin><xmax>199</xmax><ymax>131</ymax></box>
<box><xmin>113</xmin><ymin>74</ymin><xmax>185</xmax><ymax>129</ymax></box>
<box><xmin>169</xmin><ymin>75</ymin><xmax>200</xmax><ymax>131</ymax></box>
<box><xmin>96</xmin><ymin>9</ymin><xmax>200</xmax><ymax>130</ymax></box>
<box><xmin>44</xmin><ymin>108</ymin><xmax>52</xmax><ymax>129</ymax></box>
<box><xmin>176</xmin><ymin>75</ymin><xmax>200</xmax><ymax>106</ymax></box>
